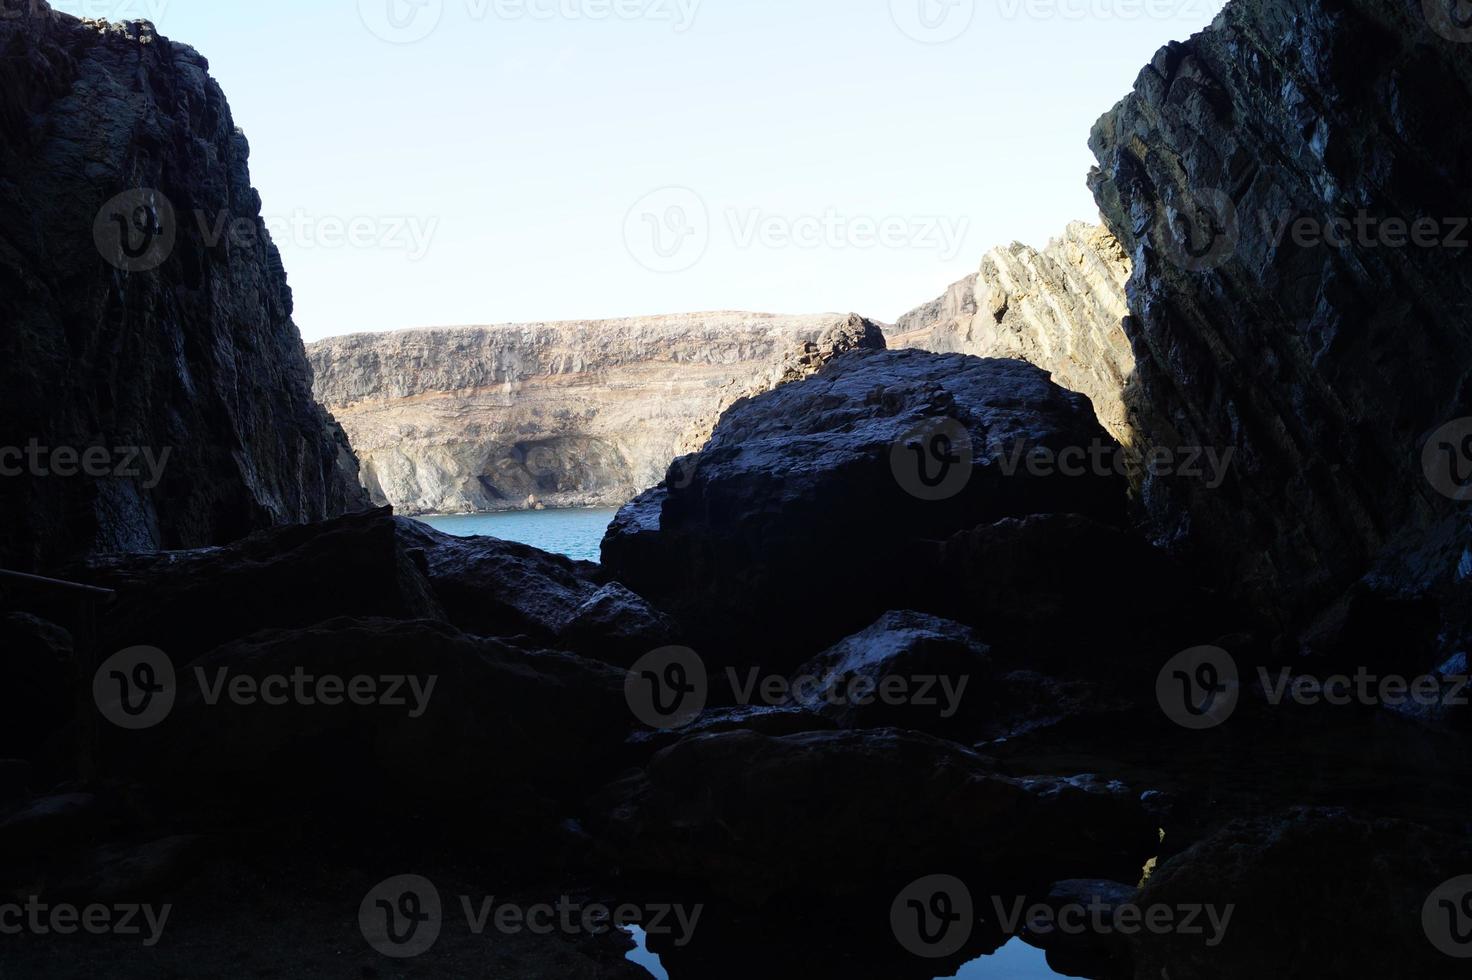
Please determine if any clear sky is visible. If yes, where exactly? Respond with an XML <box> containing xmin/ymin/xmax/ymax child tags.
<box><xmin>60</xmin><ymin>0</ymin><xmax>1224</xmax><ymax>340</ymax></box>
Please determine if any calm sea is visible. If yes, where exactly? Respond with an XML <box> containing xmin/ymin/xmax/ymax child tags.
<box><xmin>415</xmin><ymin>508</ymin><xmax>619</xmax><ymax>563</ymax></box>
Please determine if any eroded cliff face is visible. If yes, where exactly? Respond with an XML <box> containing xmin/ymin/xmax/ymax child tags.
<box><xmin>308</xmin><ymin>313</ymin><xmax>884</xmax><ymax>515</ymax></box>
<box><xmin>0</xmin><ymin>2</ymin><xmax>368</xmax><ymax>571</ymax></box>
<box><xmin>890</xmin><ymin>222</ymin><xmax>1137</xmax><ymax>448</ymax></box>
<box><xmin>1088</xmin><ymin>0</ymin><xmax>1472</xmax><ymax>629</ymax></box>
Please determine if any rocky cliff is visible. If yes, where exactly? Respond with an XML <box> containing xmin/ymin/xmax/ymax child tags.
<box><xmin>890</xmin><ymin>222</ymin><xmax>1136</xmax><ymax>449</ymax></box>
<box><xmin>1088</xmin><ymin>0</ymin><xmax>1472</xmax><ymax>634</ymax></box>
<box><xmin>308</xmin><ymin>312</ymin><xmax>885</xmax><ymax>515</ymax></box>
<box><xmin>0</xmin><ymin>1</ymin><xmax>367</xmax><ymax>571</ymax></box>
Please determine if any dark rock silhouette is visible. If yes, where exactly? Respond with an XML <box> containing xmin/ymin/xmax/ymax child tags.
<box><xmin>0</xmin><ymin>3</ymin><xmax>368</xmax><ymax>573</ymax></box>
<box><xmin>603</xmin><ymin>349</ymin><xmax>1128</xmax><ymax>667</ymax></box>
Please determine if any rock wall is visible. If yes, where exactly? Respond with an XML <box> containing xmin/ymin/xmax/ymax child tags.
<box><xmin>1088</xmin><ymin>0</ymin><xmax>1472</xmax><ymax>625</ymax></box>
<box><xmin>890</xmin><ymin>222</ymin><xmax>1136</xmax><ymax>448</ymax></box>
<box><xmin>0</xmin><ymin>2</ymin><xmax>368</xmax><ymax>572</ymax></box>
<box><xmin>308</xmin><ymin>313</ymin><xmax>884</xmax><ymax>515</ymax></box>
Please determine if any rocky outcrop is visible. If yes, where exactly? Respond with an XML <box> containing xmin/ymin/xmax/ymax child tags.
<box><xmin>1128</xmin><ymin>808</ymin><xmax>1472</xmax><ymax>979</ymax></box>
<box><xmin>892</xmin><ymin>273</ymin><xmax>978</xmax><ymax>339</ymax></box>
<box><xmin>891</xmin><ymin>223</ymin><xmax>1136</xmax><ymax>447</ymax></box>
<box><xmin>308</xmin><ymin>313</ymin><xmax>886</xmax><ymax>516</ymax></box>
<box><xmin>0</xmin><ymin>2</ymin><xmax>368</xmax><ymax>572</ymax></box>
<box><xmin>1088</xmin><ymin>0</ymin><xmax>1472</xmax><ymax>631</ymax></box>
<box><xmin>602</xmin><ymin>349</ymin><xmax>1127</xmax><ymax>664</ymax></box>
<box><xmin>594</xmin><ymin>729</ymin><xmax>1157</xmax><ymax>902</ymax></box>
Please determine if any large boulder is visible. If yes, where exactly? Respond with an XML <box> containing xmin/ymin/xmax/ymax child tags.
<box><xmin>1128</xmin><ymin>808</ymin><xmax>1472</xmax><ymax>979</ymax></box>
<box><xmin>0</xmin><ymin>613</ymin><xmax>74</xmax><ymax>764</ymax></box>
<box><xmin>106</xmin><ymin>617</ymin><xmax>631</xmax><ymax>817</ymax></box>
<box><xmin>1088</xmin><ymin>0</ymin><xmax>1472</xmax><ymax>639</ymax></box>
<box><xmin>923</xmin><ymin>513</ymin><xmax>1235</xmax><ymax>678</ymax></box>
<box><xmin>602</xmin><ymin>349</ymin><xmax>1127</xmax><ymax>666</ymax></box>
<box><xmin>71</xmin><ymin>508</ymin><xmax>442</xmax><ymax>663</ymax></box>
<box><xmin>594</xmin><ymin>729</ymin><xmax>1156</xmax><ymax>903</ymax></box>
<box><xmin>788</xmin><ymin>610</ymin><xmax>996</xmax><ymax>738</ymax></box>
<box><xmin>0</xmin><ymin>3</ymin><xmax>367</xmax><ymax>572</ymax></box>
<box><xmin>395</xmin><ymin>518</ymin><xmax>680</xmax><ymax>666</ymax></box>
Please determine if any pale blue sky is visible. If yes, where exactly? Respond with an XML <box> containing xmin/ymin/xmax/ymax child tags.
<box><xmin>60</xmin><ymin>0</ymin><xmax>1224</xmax><ymax>340</ymax></box>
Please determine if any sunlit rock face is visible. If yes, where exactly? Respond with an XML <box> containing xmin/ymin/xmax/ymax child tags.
<box><xmin>308</xmin><ymin>313</ymin><xmax>884</xmax><ymax>516</ymax></box>
<box><xmin>889</xmin><ymin>222</ymin><xmax>1136</xmax><ymax>450</ymax></box>
<box><xmin>0</xmin><ymin>3</ymin><xmax>368</xmax><ymax>571</ymax></box>
<box><xmin>1088</xmin><ymin>0</ymin><xmax>1472</xmax><ymax>627</ymax></box>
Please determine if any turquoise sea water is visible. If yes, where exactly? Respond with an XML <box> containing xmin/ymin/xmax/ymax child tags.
<box><xmin>416</xmin><ymin>508</ymin><xmax>619</xmax><ymax>563</ymax></box>
<box><xmin>620</xmin><ymin>931</ymin><xmax>1061</xmax><ymax>979</ymax></box>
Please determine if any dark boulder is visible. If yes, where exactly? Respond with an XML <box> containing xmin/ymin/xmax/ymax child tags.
<box><xmin>788</xmin><ymin>610</ymin><xmax>995</xmax><ymax>738</ymax></box>
<box><xmin>107</xmin><ymin>617</ymin><xmax>631</xmax><ymax>817</ymax></box>
<box><xmin>0</xmin><ymin>612</ymin><xmax>75</xmax><ymax>762</ymax></box>
<box><xmin>603</xmin><ymin>350</ymin><xmax>1127</xmax><ymax>667</ymax></box>
<box><xmin>1128</xmin><ymin>808</ymin><xmax>1472</xmax><ymax>979</ymax></box>
<box><xmin>924</xmin><ymin>513</ymin><xmax>1233</xmax><ymax>680</ymax></box>
<box><xmin>593</xmin><ymin>728</ymin><xmax>1156</xmax><ymax>903</ymax></box>
<box><xmin>72</xmin><ymin>508</ymin><xmax>442</xmax><ymax>663</ymax></box>
<box><xmin>396</xmin><ymin>518</ymin><xmax>680</xmax><ymax>666</ymax></box>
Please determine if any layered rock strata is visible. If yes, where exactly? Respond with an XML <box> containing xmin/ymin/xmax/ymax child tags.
<box><xmin>308</xmin><ymin>313</ymin><xmax>885</xmax><ymax>515</ymax></box>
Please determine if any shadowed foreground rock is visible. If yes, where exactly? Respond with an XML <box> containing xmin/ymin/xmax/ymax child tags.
<box><xmin>109</xmin><ymin>617</ymin><xmax>631</xmax><ymax>816</ymax></box>
<box><xmin>594</xmin><ymin>729</ymin><xmax>1156</xmax><ymax>903</ymax></box>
